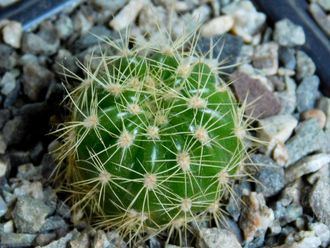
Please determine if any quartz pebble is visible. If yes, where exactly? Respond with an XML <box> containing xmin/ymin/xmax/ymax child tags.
<box><xmin>201</xmin><ymin>16</ymin><xmax>234</xmax><ymax>37</ymax></box>
<box><xmin>2</xmin><ymin>21</ymin><xmax>23</xmax><ymax>48</ymax></box>
<box><xmin>273</xmin><ymin>19</ymin><xmax>306</xmax><ymax>47</ymax></box>
<box><xmin>301</xmin><ymin>109</ymin><xmax>326</xmax><ymax>128</ymax></box>
<box><xmin>110</xmin><ymin>0</ymin><xmax>147</xmax><ymax>31</ymax></box>
<box><xmin>197</xmin><ymin>228</ymin><xmax>241</xmax><ymax>248</ymax></box>
<box><xmin>285</xmin><ymin>153</ymin><xmax>330</xmax><ymax>183</ymax></box>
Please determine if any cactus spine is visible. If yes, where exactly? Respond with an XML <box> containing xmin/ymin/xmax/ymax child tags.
<box><xmin>54</xmin><ymin>31</ymin><xmax>248</xmax><ymax>244</ymax></box>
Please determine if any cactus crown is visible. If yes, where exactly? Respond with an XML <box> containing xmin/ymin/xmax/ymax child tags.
<box><xmin>54</xmin><ymin>29</ymin><xmax>248</xmax><ymax>245</ymax></box>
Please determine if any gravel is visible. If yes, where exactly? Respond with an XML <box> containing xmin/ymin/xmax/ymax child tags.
<box><xmin>0</xmin><ymin>0</ymin><xmax>329</xmax><ymax>247</ymax></box>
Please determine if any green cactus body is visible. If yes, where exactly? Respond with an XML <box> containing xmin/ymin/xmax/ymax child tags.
<box><xmin>57</xmin><ymin>35</ymin><xmax>246</xmax><ymax>241</ymax></box>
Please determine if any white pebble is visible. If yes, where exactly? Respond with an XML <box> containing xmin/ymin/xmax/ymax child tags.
<box><xmin>2</xmin><ymin>21</ymin><xmax>22</xmax><ymax>48</ymax></box>
<box><xmin>201</xmin><ymin>16</ymin><xmax>234</xmax><ymax>37</ymax></box>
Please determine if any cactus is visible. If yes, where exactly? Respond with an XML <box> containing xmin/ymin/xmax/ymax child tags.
<box><xmin>54</xmin><ymin>31</ymin><xmax>249</xmax><ymax>244</ymax></box>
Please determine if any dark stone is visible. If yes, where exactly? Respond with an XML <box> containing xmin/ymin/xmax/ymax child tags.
<box><xmin>197</xmin><ymin>34</ymin><xmax>243</xmax><ymax>73</ymax></box>
<box><xmin>3</xmin><ymin>79</ymin><xmax>20</xmax><ymax>108</ymax></box>
<box><xmin>279</xmin><ymin>47</ymin><xmax>296</xmax><ymax>70</ymax></box>
<box><xmin>231</xmin><ymin>71</ymin><xmax>282</xmax><ymax>118</ymax></box>
<box><xmin>0</xmin><ymin>109</ymin><xmax>10</xmax><ymax>130</ymax></box>
<box><xmin>0</xmin><ymin>44</ymin><xmax>16</xmax><ymax>72</ymax></box>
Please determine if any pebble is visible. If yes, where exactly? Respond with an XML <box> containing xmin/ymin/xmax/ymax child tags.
<box><xmin>226</xmin><ymin>182</ymin><xmax>251</xmax><ymax>221</ymax></box>
<box><xmin>296</xmin><ymin>75</ymin><xmax>320</xmax><ymax>113</ymax></box>
<box><xmin>93</xmin><ymin>230</ymin><xmax>110</xmax><ymax>248</ymax></box>
<box><xmin>2</xmin><ymin>21</ymin><xmax>23</xmax><ymax>48</ymax></box>
<box><xmin>310</xmin><ymin>178</ymin><xmax>330</xmax><ymax>227</ymax></box>
<box><xmin>197</xmin><ymin>228</ymin><xmax>241</xmax><ymax>248</ymax></box>
<box><xmin>23</xmin><ymin>63</ymin><xmax>54</xmax><ymax>101</ymax></box>
<box><xmin>201</xmin><ymin>16</ymin><xmax>234</xmax><ymax>37</ymax></box>
<box><xmin>110</xmin><ymin>0</ymin><xmax>147</xmax><ymax>31</ymax></box>
<box><xmin>253</xmin><ymin>42</ymin><xmax>279</xmax><ymax>75</ymax></box>
<box><xmin>92</xmin><ymin>0</ymin><xmax>127</xmax><ymax>14</ymax></box>
<box><xmin>139</xmin><ymin>3</ymin><xmax>168</xmax><ymax>34</ymax></box>
<box><xmin>296</xmin><ymin>51</ymin><xmax>316</xmax><ymax>80</ymax></box>
<box><xmin>0</xmin><ymin>158</ymin><xmax>9</xmax><ymax>178</ymax></box>
<box><xmin>257</xmin><ymin>114</ymin><xmax>298</xmax><ymax>154</ymax></box>
<box><xmin>318</xmin><ymin>0</ymin><xmax>330</xmax><ymax>10</ymax></box>
<box><xmin>0</xmin><ymin>134</ymin><xmax>7</xmax><ymax>154</ymax></box>
<box><xmin>12</xmin><ymin>196</ymin><xmax>51</xmax><ymax>233</ymax></box>
<box><xmin>301</xmin><ymin>109</ymin><xmax>326</xmax><ymax>129</ymax></box>
<box><xmin>279</xmin><ymin>47</ymin><xmax>296</xmax><ymax>70</ymax></box>
<box><xmin>309</xmin><ymin>3</ymin><xmax>330</xmax><ymax>36</ymax></box>
<box><xmin>0</xmin><ymin>44</ymin><xmax>16</xmax><ymax>71</ymax></box>
<box><xmin>275</xmin><ymin>202</ymin><xmax>303</xmax><ymax>226</ymax></box>
<box><xmin>37</xmin><ymin>229</ymin><xmax>79</xmax><ymax>248</ymax></box>
<box><xmin>273</xmin><ymin>19</ymin><xmax>306</xmax><ymax>47</ymax></box>
<box><xmin>285</xmin><ymin>153</ymin><xmax>330</xmax><ymax>183</ymax></box>
<box><xmin>72</xmin><ymin>12</ymin><xmax>93</xmax><ymax>35</ymax></box>
<box><xmin>239</xmin><ymin>192</ymin><xmax>274</xmax><ymax>242</ymax></box>
<box><xmin>22</xmin><ymin>32</ymin><xmax>59</xmax><ymax>56</ymax></box>
<box><xmin>0</xmin><ymin>108</ymin><xmax>10</xmax><ymax>129</ymax></box>
<box><xmin>35</xmin><ymin>233</ymin><xmax>57</xmax><ymax>246</ymax></box>
<box><xmin>0</xmin><ymin>71</ymin><xmax>17</xmax><ymax>95</ymax></box>
<box><xmin>0</xmin><ymin>220</ymin><xmax>14</xmax><ymax>233</ymax></box>
<box><xmin>274</xmin><ymin>235</ymin><xmax>321</xmax><ymax>248</ymax></box>
<box><xmin>69</xmin><ymin>232</ymin><xmax>90</xmax><ymax>248</ymax></box>
<box><xmin>285</xmin><ymin>118</ymin><xmax>328</xmax><ymax>166</ymax></box>
<box><xmin>251</xmin><ymin>154</ymin><xmax>285</xmax><ymax>197</ymax></box>
<box><xmin>277</xmin><ymin>77</ymin><xmax>297</xmax><ymax>115</ymax></box>
<box><xmin>40</xmin><ymin>216</ymin><xmax>68</xmax><ymax>232</ymax></box>
<box><xmin>106</xmin><ymin>230</ymin><xmax>127</xmax><ymax>248</ymax></box>
<box><xmin>309</xmin><ymin>222</ymin><xmax>330</xmax><ymax>246</ymax></box>
<box><xmin>0</xmin><ymin>233</ymin><xmax>37</xmax><ymax>247</ymax></box>
<box><xmin>55</xmin><ymin>14</ymin><xmax>74</xmax><ymax>40</ymax></box>
<box><xmin>273</xmin><ymin>142</ymin><xmax>289</xmax><ymax>166</ymax></box>
<box><xmin>192</xmin><ymin>5</ymin><xmax>212</xmax><ymax>24</ymax></box>
<box><xmin>232</xmin><ymin>71</ymin><xmax>281</xmax><ymax>118</ymax></box>
<box><xmin>0</xmin><ymin>195</ymin><xmax>7</xmax><ymax>217</ymax></box>
<box><xmin>3</xmin><ymin>116</ymin><xmax>28</xmax><ymax>146</ymax></box>
<box><xmin>222</xmin><ymin>1</ymin><xmax>266</xmax><ymax>42</ymax></box>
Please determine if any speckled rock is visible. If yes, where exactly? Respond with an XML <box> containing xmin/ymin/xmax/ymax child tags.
<box><xmin>0</xmin><ymin>233</ymin><xmax>37</xmax><ymax>247</ymax></box>
<box><xmin>257</xmin><ymin>114</ymin><xmax>298</xmax><ymax>154</ymax></box>
<box><xmin>286</xmin><ymin>119</ymin><xmax>328</xmax><ymax>166</ymax></box>
<box><xmin>197</xmin><ymin>228</ymin><xmax>241</xmax><ymax>248</ymax></box>
<box><xmin>239</xmin><ymin>192</ymin><xmax>274</xmax><ymax>242</ymax></box>
<box><xmin>310</xmin><ymin>178</ymin><xmax>330</xmax><ymax>228</ymax></box>
<box><xmin>286</xmin><ymin>153</ymin><xmax>330</xmax><ymax>183</ymax></box>
<box><xmin>273</xmin><ymin>19</ymin><xmax>306</xmax><ymax>47</ymax></box>
<box><xmin>251</xmin><ymin>154</ymin><xmax>285</xmax><ymax>197</ymax></box>
<box><xmin>296</xmin><ymin>51</ymin><xmax>316</xmax><ymax>80</ymax></box>
<box><xmin>12</xmin><ymin>196</ymin><xmax>51</xmax><ymax>233</ymax></box>
<box><xmin>296</xmin><ymin>75</ymin><xmax>320</xmax><ymax>113</ymax></box>
<box><xmin>232</xmin><ymin>71</ymin><xmax>281</xmax><ymax>118</ymax></box>
<box><xmin>253</xmin><ymin>42</ymin><xmax>279</xmax><ymax>75</ymax></box>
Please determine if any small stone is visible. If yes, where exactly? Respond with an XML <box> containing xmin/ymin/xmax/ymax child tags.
<box><xmin>201</xmin><ymin>16</ymin><xmax>234</xmax><ymax>37</ymax></box>
<box><xmin>55</xmin><ymin>14</ymin><xmax>74</xmax><ymax>40</ymax></box>
<box><xmin>253</xmin><ymin>42</ymin><xmax>279</xmax><ymax>75</ymax></box>
<box><xmin>1</xmin><ymin>220</ymin><xmax>14</xmax><ymax>233</ymax></box>
<box><xmin>296</xmin><ymin>51</ymin><xmax>316</xmax><ymax>80</ymax></box>
<box><xmin>92</xmin><ymin>0</ymin><xmax>127</xmax><ymax>13</ymax></box>
<box><xmin>138</xmin><ymin>4</ymin><xmax>169</xmax><ymax>34</ymax></box>
<box><xmin>0</xmin><ymin>109</ymin><xmax>10</xmax><ymax>129</ymax></box>
<box><xmin>12</xmin><ymin>196</ymin><xmax>51</xmax><ymax>233</ymax></box>
<box><xmin>40</xmin><ymin>216</ymin><xmax>67</xmax><ymax>232</ymax></box>
<box><xmin>110</xmin><ymin>0</ymin><xmax>147</xmax><ymax>31</ymax></box>
<box><xmin>0</xmin><ymin>44</ymin><xmax>16</xmax><ymax>71</ymax></box>
<box><xmin>0</xmin><ymin>71</ymin><xmax>17</xmax><ymax>95</ymax></box>
<box><xmin>251</xmin><ymin>154</ymin><xmax>285</xmax><ymax>197</ymax></box>
<box><xmin>310</xmin><ymin>3</ymin><xmax>330</xmax><ymax>36</ymax></box>
<box><xmin>56</xmin><ymin>201</ymin><xmax>71</xmax><ymax>219</ymax></box>
<box><xmin>297</xmin><ymin>76</ymin><xmax>320</xmax><ymax>113</ymax></box>
<box><xmin>197</xmin><ymin>228</ymin><xmax>241</xmax><ymax>248</ymax></box>
<box><xmin>2</xmin><ymin>21</ymin><xmax>23</xmax><ymax>48</ymax></box>
<box><xmin>239</xmin><ymin>192</ymin><xmax>274</xmax><ymax>242</ymax></box>
<box><xmin>286</xmin><ymin>153</ymin><xmax>330</xmax><ymax>183</ymax></box>
<box><xmin>222</xmin><ymin>1</ymin><xmax>266</xmax><ymax>42</ymax></box>
<box><xmin>286</xmin><ymin>118</ymin><xmax>328</xmax><ymax>166</ymax></box>
<box><xmin>274</xmin><ymin>202</ymin><xmax>303</xmax><ymax>226</ymax></box>
<box><xmin>232</xmin><ymin>71</ymin><xmax>281</xmax><ymax>118</ymax></box>
<box><xmin>273</xmin><ymin>142</ymin><xmax>289</xmax><ymax>166</ymax></box>
<box><xmin>23</xmin><ymin>63</ymin><xmax>54</xmax><ymax>101</ymax></box>
<box><xmin>257</xmin><ymin>114</ymin><xmax>298</xmax><ymax>154</ymax></box>
<box><xmin>37</xmin><ymin>229</ymin><xmax>79</xmax><ymax>248</ymax></box>
<box><xmin>0</xmin><ymin>195</ymin><xmax>7</xmax><ymax>217</ymax></box>
<box><xmin>192</xmin><ymin>5</ymin><xmax>212</xmax><ymax>24</ymax></box>
<box><xmin>310</xmin><ymin>178</ymin><xmax>330</xmax><ymax>227</ymax></box>
<box><xmin>318</xmin><ymin>97</ymin><xmax>330</xmax><ymax>130</ymax></box>
<box><xmin>0</xmin><ymin>233</ymin><xmax>37</xmax><ymax>247</ymax></box>
<box><xmin>318</xmin><ymin>0</ymin><xmax>330</xmax><ymax>10</ymax></box>
<box><xmin>69</xmin><ymin>232</ymin><xmax>90</xmax><ymax>248</ymax></box>
<box><xmin>93</xmin><ymin>230</ymin><xmax>110</xmax><ymax>248</ymax></box>
<box><xmin>274</xmin><ymin>235</ymin><xmax>321</xmax><ymax>248</ymax></box>
<box><xmin>301</xmin><ymin>109</ymin><xmax>326</xmax><ymax>128</ymax></box>
<box><xmin>226</xmin><ymin>182</ymin><xmax>251</xmax><ymax>221</ymax></box>
<box><xmin>106</xmin><ymin>231</ymin><xmax>127</xmax><ymax>248</ymax></box>
<box><xmin>35</xmin><ymin>233</ymin><xmax>57</xmax><ymax>246</ymax></box>
<box><xmin>17</xmin><ymin>163</ymin><xmax>41</xmax><ymax>180</ymax></box>
<box><xmin>22</xmin><ymin>32</ymin><xmax>59</xmax><ymax>56</ymax></box>
<box><xmin>72</xmin><ymin>12</ymin><xmax>93</xmax><ymax>34</ymax></box>
<box><xmin>273</xmin><ymin>19</ymin><xmax>306</xmax><ymax>47</ymax></box>
<box><xmin>279</xmin><ymin>47</ymin><xmax>296</xmax><ymax>70</ymax></box>
<box><xmin>309</xmin><ymin>222</ymin><xmax>330</xmax><ymax>246</ymax></box>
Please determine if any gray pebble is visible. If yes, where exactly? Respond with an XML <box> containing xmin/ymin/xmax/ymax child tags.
<box><xmin>0</xmin><ymin>109</ymin><xmax>10</xmax><ymax>129</ymax></box>
<box><xmin>310</xmin><ymin>3</ymin><xmax>330</xmax><ymax>36</ymax></box>
<box><xmin>19</xmin><ymin>53</ymin><xmax>39</xmax><ymax>66</ymax></box>
<box><xmin>0</xmin><ymin>134</ymin><xmax>7</xmax><ymax>154</ymax></box>
<box><xmin>55</xmin><ymin>14</ymin><xmax>74</xmax><ymax>40</ymax></box>
<box><xmin>23</xmin><ymin>63</ymin><xmax>54</xmax><ymax>101</ymax></box>
<box><xmin>35</xmin><ymin>233</ymin><xmax>57</xmax><ymax>247</ymax></box>
<box><xmin>0</xmin><ymin>233</ymin><xmax>37</xmax><ymax>247</ymax></box>
<box><xmin>296</xmin><ymin>51</ymin><xmax>316</xmax><ymax>80</ymax></box>
<box><xmin>22</xmin><ymin>33</ymin><xmax>59</xmax><ymax>56</ymax></box>
<box><xmin>279</xmin><ymin>47</ymin><xmax>296</xmax><ymax>70</ymax></box>
<box><xmin>309</xmin><ymin>222</ymin><xmax>330</xmax><ymax>246</ymax></box>
<box><xmin>0</xmin><ymin>44</ymin><xmax>16</xmax><ymax>71</ymax></box>
<box><xmin>317</xmin><ymin>0</ymin><xmax>330</xmax><ymax>11</ymax></box>
<box><xmin>274</xmin><ymin>202</ymin><xmax>303</xmax><ymax>226</ymax></box>
<box><xmin>253</xmin><ymin>42</ymin><xmax>279</xmax><ymax>75</ymax></box>
<box><xmin>56</xmin><ymin>201</ymin><xmax>71</xmax><ymax>219</ymax></box>
<box><xmin>40</xmin><ymin>216</ymin><xmax>67</xmax><ymax>232</ymax></box>
<box><xmin>296</xmin><ymin>75</ymin><xmax>320</xmax><ymax>113</ymax></box>
<box><xmin>273</xmin><ymin>19</ymin><xmax>306</xmax><ymax>47</ymax></box>
<box><xmin>286</xmin><ymin>119</ymin><xmax>328</xmax><ymax>166</ymax></box>
<box><xmin>197</xmin><ymin>228</ymin><xmax>241</xmax><ymax>248</ymax></box>
<box><xmin>93</xmin><ymin>230</ymin><xmax>110</xmax><ymax>248</ymax></box>
<box><xmin>0</xmin><ymin>195</ymin><xmax>7</xmax><ymax>217</ymax></box>
<box><xmin>69</xmin><ymin>232</ymin><xmax>90</xmax><ymax>248</ymax></box>
<box><xmin>226</xmin><ymin>181</ymin><xmax>251</xmax><ymax>221</ymax></box>
<box><xmin>0</xmin><ymin>71</ymin><xmax>17</xmax><ymax>95</ymax></box>
<box><xmin>12</xmin><ymin>196</ymin><xmax>51</xmax><ymax>233</ymax></box>
<box><xmin>3</xmin><ymin>116</ymin><xmax>28</xmax><ymax>146</ymax></box>
<box><xmin>37</xmin><ymin>229</ymin><xmax>79</xmax><ymax>248</ymax></box>
<box><xmin>310</xmin><ymin>178</ymin><xmax>330</xmax><ymax>228</ymax></box>
<box><xmin>92</xmin><ymin>0</ymin><xmax>127</xmax><ymax>14</ymax></box>
<box><xmin>53</xmin><ymin>49</ymin><xmax>79</xmax><ymax>75</ymax></box>
<box><xmin>251</xmin><ymin>154</ymin><xmax>285</xmax><ymax>197</ymax></box>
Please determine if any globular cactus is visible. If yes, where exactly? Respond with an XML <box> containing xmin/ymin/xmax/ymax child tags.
<box><xmin>54</xmin><ymin>31</ymin><xmax>248</xmax><ymax>244</ymax></box>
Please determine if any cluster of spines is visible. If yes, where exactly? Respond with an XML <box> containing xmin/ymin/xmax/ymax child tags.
<box><xmin>52</xmin><ymin>29</ymin><xmax>254</xmax><ymax>245</ymax></box>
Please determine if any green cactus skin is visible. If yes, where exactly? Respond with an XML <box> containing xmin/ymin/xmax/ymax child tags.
<box><xmin>55</xmin><ymin>33</ymin><xmax>247</xmax><ymax>244</ymax></box>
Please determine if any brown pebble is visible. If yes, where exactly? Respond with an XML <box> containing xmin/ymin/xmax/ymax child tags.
<box><xmin>301</xmin><ymin>109</ymin><xmax>326</xmax><ymax>129</ymax></box>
